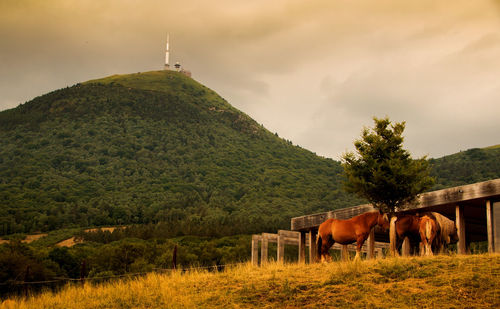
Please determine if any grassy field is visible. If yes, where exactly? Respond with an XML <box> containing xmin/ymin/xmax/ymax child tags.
<box><xmin>1</xmin><ymin>254</ymin><xmax>499</xmax><ymax>308</ymax></box>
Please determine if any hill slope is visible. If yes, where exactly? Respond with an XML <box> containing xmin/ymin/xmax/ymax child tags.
<box><xmin>429</xmin><ymin>146</ymin><xmax>500</xmax><ymax>189</ymax></box>
<box><xmin>0</xmin><ymin>71</ymin><xmax>361</xmax><ymax>236</ymax></box>
<box><xmin>2</xmin><ymin>254</ymin><xmax>499</xmax><ymax>308</ymax></box>
<box><xmin>1</xmin><ymin>70</ymin><xmax>499</xmax><ymax>237</ymax></box>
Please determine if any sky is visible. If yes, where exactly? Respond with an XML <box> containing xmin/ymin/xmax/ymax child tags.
<box><xmin>1</xmin><ymin>0</ymin><xmax>499</xmax><ymax>160</ymax></box>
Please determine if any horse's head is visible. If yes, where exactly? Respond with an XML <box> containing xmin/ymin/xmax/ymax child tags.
<box><xmin>450</xmin><ymin>224</ymin><xmax>459</xmax><ymax>243</ymax></box>
<box><xmin>377</xmin><ymin>212</ymin><xmax>390</xmax><ymax>232</ymax></box>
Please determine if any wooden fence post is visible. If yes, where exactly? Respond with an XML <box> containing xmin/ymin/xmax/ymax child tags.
<box><xmin>172</xmin><ymin>245</ymin><xmax>177</xmax><ymax>269</ymax></box>
<box><xmin>486</xmin><ymin>200</ymin><xmax>494</xmax><ymax>253</ymax></box>
<box><xmin>251</xmin><ymin>235</ymin><xmax>261</xmax><ymax>266</ymax></box>
<box><xmin>24</xmin><ymin>265</ymin><xmax>30</xmax><ymax>297</ymax></box>
<box><xmin>402</xmin><ymin>237</ymin><xmax>411</xmax><ymax>257</ymax></box>
<box><xmin>261</xmin><ymin>234</ymin><xmax>269</xmax><ymax>264</ymax></box>
<box><xmin>308</xmin><ymin>229</ymin><xmax>317</xmax><ymax>263</ymax></box>
<box><xmin>456</xmin><ymin>205</ymin><xmax>466</xmax><ymax>254</ymax></box>
<box><xmin>80</xmin><ymin>260</ymin><xmax>86</xmax><ymax>287</ymax></box>
<box><xmin>389</xmin><ymin>216</ymin><xmax>398</xmax><ymax>256</ymax></box>
<box><xmin>277</xmin><ymin>234</ymin><xmax>284</xmax><ymax>263</ymax></box>
<box><xmin>298</xmin><ymin>232</ymin><xmax>306</xmax><ymax>263</ymax></box>
<box><xmin>494</xmin><ymin>201</ymin><xmax>500</xmax><ymax>253</ymax></box>
<box><xmin>341</xmin><ymin>245</ymin><xmax>349</xmax><ymax>261</ymax></box>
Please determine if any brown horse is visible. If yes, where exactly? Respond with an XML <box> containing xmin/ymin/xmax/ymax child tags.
<box><xmin>389</xmin><ymin>214</ymin><xmax>422</xmax><ymax>256</ymax></box>
<box><xmin>419</xmin><ymin>215</ymin><xmax>438</xmax><ymax>256</ymax></box>
<box><xmin>316</xmin><ymin>211</ymin><xmax>390</xmax><ymax>262</ymax></box>
<box><xmin>422</xmin><ymin>212</ymin><xmax>459</xmax><ymax>253</ymax></box>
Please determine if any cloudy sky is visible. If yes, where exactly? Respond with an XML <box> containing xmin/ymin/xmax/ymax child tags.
<box><xmin>1</xmin><ymin>0</ymin><xmax>499</xmax><ymax>159</ymax></box>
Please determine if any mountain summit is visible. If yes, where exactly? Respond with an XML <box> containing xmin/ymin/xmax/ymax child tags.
<box><xmin>0</xmin><ymin>71</ymin><xmax>356</xmax><ymax>236</ymax></box>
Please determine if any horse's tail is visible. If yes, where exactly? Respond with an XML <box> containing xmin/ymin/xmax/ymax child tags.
<box><xmin>389</xmin><ymin>216</ymin><xmax>398</xmax><ymax>254</ymax></box>
<box><xmin>316</xmin><ymin>231</ymin><xmax>322</xmax><ymax>262</ymax></box>
<box><xmin>425</xmin><ymin>219</ymin><xmax>433</xmax><ymax>241</ymax></box>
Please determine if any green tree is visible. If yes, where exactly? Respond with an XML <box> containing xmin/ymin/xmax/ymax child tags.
<box><xmin>341</xmin><ymin>117</ymin><xmax>434</xmax><ymax>213</ymax></box>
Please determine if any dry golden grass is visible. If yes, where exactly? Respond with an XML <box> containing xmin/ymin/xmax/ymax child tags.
<box><xmin>2</xmin><ymin>254</ymin><xmax>499</xmax><ymax>308</ymax></box>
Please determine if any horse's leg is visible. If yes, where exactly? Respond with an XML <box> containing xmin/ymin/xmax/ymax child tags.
<box><xmin>410</xmin><ymin>236</ymin><xmax>421</xmax><ymax>256</ymax></box>
<box><xmin>355</xmin><ymin>235</ymin><xmax>367</xmax><ymax>260</ymax></box>
<box><xmin>409</xmin><ymin>238</ymin><xmax>416</xmax><ymax>255</ymax></box>
<box><xmin>320</xmin><ymin>235</ymin><xmax>334</xmax><ymax>262</ymax></box>
<box><xmin>419</xmin><ymin>229</ymin><xmax>428</xmax><ymax>256</ymax></box>
<box><xmin>421</xmin><ymin>238</ymin><xmax>428</xmax><ymax>256</ymax></box>
<box><xmin>394</xmin><ymin>231</ymin><xmax>407</xmax><ymax>256</ymax></box>
<box><xmin>325</xmin><ymin>239</ymin><xmax>334</xmax><ymax>262</ymax></box>
<box><xmin>438</xmin><ymin>239</ymin><xmax>445</xmax><ymax>254</ymax></box>
<box><xmin>428</xmin><ymin>234</ymin><xmax>436</xmax><ymax>256</ymax></box>
<box><xmin>441</xmin><ymin>243</ymin><xmax>448</xmax><ymax>254</ymax></box>
<box><xmin>392</xmin><ymin>239</ymin><xmax>401</xmax><ymax>256</ymax></box>
<box><xmin>429</xmin><ymin>222</ymin><xmax>438</xmax><ymax>256</ymax></box>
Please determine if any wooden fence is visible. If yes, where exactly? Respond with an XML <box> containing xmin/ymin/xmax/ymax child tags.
<box><xmin>251</xmin><ymin>229</ymin><xmax>389</xmax><ymax>266</ymax></box>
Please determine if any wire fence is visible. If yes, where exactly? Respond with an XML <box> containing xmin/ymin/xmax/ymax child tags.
<box><xmin>0</xmin><ymin>262</ymin><xmax>247</xmax><ymax>298</ymax></box>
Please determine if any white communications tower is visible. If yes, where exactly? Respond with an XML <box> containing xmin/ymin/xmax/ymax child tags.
<box><xmin>164</xmin><ymin>34</ymin><xmax>170</xmax><ymax>70</ymax></box>
<box><xmin>163</xmin><ymin>34</ymin><xmax>191</xmax><ymax>77</ymax></box>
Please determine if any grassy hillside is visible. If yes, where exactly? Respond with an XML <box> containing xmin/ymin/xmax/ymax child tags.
<box><xmin>2</xmin><ymin>254</ymin><xmax>499</xmax><ymax>308</ymax></box>
<box><xmin>429</xmin><ymin>146</ymin><xmax>500</xmax><ymax>189</ymax></box>
<box><xmin>0</xmin><ymin>70</ymin><xmax>361</xmax><ymax>237</ymax></box>
<box><xmin>484</xmin><ymin>144</ymin><xmax>500</xmax><ymax>150</ymax></box>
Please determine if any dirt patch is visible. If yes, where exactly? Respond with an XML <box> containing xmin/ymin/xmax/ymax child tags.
<box><xmin>56</xmin><ymin>226</ymin><xmax>126</xmax><ymax>247</ymax></box>
<box><xmin>24</xmin><ymin>234</ymin><xmax>48</xmax><ymax>242</ymax></box>
<box><xmin>56</xmin><ymin>237</ymin><xmax>83</xmax><ymax>247</ymax></box>
<box><xmin>0</xmin><ymin>233</ymin><xmax>48</xmax><ymax>245</ymax></box>
<box><xmin>84</xmin><ymin>227</ymin><xmax>121</xmax><ymax>233</ymax></box>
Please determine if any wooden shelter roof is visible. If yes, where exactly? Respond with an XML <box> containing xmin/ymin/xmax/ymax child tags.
<box><xmin>291</xmin><ymin>178</ymin><xmax>500</xmax><ymax>242</ymax></box>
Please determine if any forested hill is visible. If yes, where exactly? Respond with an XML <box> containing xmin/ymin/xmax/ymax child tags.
<box><xmin>0</xmin><ymin>71</ymin><xmax>499</xmax><ymax>237</ymax></box>
<box><xmin>429</xmin><ymin>145</ymin><xmax>500</xmax><ymax>189</ymax></box>
<box><xmin>0</xmin><ymin>71</ymin><xmax>362</xmax><ymax>236</ymax></box>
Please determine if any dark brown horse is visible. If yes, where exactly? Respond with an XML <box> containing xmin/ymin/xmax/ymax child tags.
<box><xmin>316</xmin><ymin>211</ymin><xmax>390</xmax><ymax>262</ymax></box>
<box><xmin>389</xmin><ymin>214</ymin><xmax>422</xmax><ymax>256</ymax></box>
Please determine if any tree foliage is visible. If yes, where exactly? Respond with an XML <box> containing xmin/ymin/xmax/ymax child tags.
<box><xmin>0</xmin><ymin>71</ymin><xmax>362</xmax><ymax>237</ymax></box>
<box><xmin>1</xmin><ymin>72</ymin><xmax>498</xmax><ymax>236</ymax></box>
<box><xmin>341</xmin><ymin>117</ymin><xmax>435</xmax><ymax>213</ymax></box>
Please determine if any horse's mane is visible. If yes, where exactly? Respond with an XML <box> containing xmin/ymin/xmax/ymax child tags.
<box><xmin>358</xmin><ymin>211</ymin><xmax>380</xmax><ymax>221</ymax></box>
<box><xmin>394</xmin><ymin>213</ymin><xmax>418</xmax><ymax>219</ymax></box>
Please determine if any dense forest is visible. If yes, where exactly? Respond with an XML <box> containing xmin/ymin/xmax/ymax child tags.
<box><xmin>0</xmin><ymin>71</ymin><xmax>362</xmax><ymax>237</ymax></box>
<box><xmin>0</xmin><ymin>70</ymin><xmax>498</xmax><ymax>293</ymax></box>
<box><xmin>429</xmin><ymin>146</ymin><xmax>500</xmax><ymax>188</ymax></box>
<box><xmin>1</xmin><ymin>71</ymin><xmax>498</xmax><ymax>237</ymax></box>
